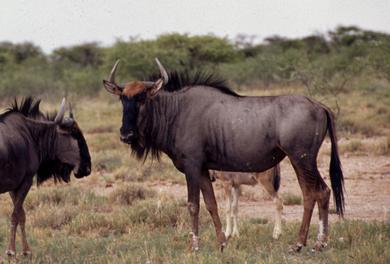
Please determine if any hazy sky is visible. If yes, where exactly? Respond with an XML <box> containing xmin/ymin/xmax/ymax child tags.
<box><xmin>1</xmin><ymin>0</ymin><xmax>389</xmax><ymax>53</ymax></box>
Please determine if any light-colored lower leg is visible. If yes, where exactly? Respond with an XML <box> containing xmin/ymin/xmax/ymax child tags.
<box><xmin>272</xmin><ymin>194</ymin><xmax>283</xmax><ymax>239</ymax></box>
<box><xmin>231</xmin><ymin>187</ymin><xmax>240</xmax><ymax>237</ymax></box>
<box><xmin>189</xmin><ymin>231</ymin><xmax>199</xmax><ymax>251</ymax></box>
<box><xmin>225</xmin><ymin>188</ymin><xmax>233</xmax><ymax>238</ymax></box>
<box><xmin>313</xmin><ymin>187</ymin><xmax>330</xmax><ymax>251</ymax></box>
<box><xmin>6</xmin><ymin>223</ymin><xmax>17</xmax><ymax>257</ymax></box>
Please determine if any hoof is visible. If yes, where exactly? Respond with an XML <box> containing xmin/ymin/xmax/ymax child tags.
<box><xmin>189</xmin><ymin>232</ymin><xmax>199</xmax><ymax>252</ymax></box>
<box><xmin>191</xmin><ymin>245</ymin><xmax>199</xmax><ymax>252</ymax></box>
<box><xmin>231</xmin><ymin>231</ymin><xmax>240</xmax><ymax>238</ymax></box>
<box><xmin>23</xmin><ymin>250</ymin><xmax>32</xmax><ymax>256</ymax></box>
<box><xmin>220</xmin><ymin>241</ymin><xmax>227</xmax><ymax>252</ymax></box>
<box><xmin>272</xmin><ymin>232</ymin><xmax>281</xmax><ymax>240</ymax></box>
<box><xmin>6</xmin><ymin>249</ymin><xmax>15</xmax><ymax>257</ymax></box>
<box><xmin>288</xmin><ymin>243</ymin><xmax>303</xmax><ymax>253</ymax></box>
<box><xmin>312</xmin><ymin>241</ymin><xmax>328</xmax><ymax>252</ymax></box>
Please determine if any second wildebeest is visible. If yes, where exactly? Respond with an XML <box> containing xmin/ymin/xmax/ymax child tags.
<box><xmin>103</xmin><ymin>59</ymin><xmax>344</xmax><ymax>252</ymax></box>
<box><xmin>0</xmin><ymin>97</ymin><xmax>91</xmax><ymax>257</ymax></box>
<box><xmin>210</xmin><ymin>165</ymin><xmax>283</xmax><ymax>240</ymax></box>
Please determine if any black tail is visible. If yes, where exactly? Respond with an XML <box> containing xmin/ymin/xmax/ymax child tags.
<box><xmin>272</xmin><ymin>163</ymin><xmax>281</xmax><ymax>192</ymax></box>
<box><xmin>325</xmin><ymin>108</ymin><xmax>345</xmax><ymax>216</ymax></box>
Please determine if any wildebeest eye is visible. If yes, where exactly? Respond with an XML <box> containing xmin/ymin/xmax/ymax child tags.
<box><xmin>61</xmin><ymin>117</ymin><xmax>75</xmax><ymax>128</ymax></box>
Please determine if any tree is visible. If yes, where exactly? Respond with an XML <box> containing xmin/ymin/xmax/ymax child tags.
<box><xmin>52</xmin><ymin>43</ymin><xmax>103</xmax><ymax>67</ymax></box>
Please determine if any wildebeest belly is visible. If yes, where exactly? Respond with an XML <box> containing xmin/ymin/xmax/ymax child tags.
<box><xmin>0</xmin><ymin>140</ymin><xmax>32</xmax><ymax>193</ymax></box>
<box><xmin>205</xmin><ymin>143</ymin><xmax>285</xmax><ymax>173</ymax></box>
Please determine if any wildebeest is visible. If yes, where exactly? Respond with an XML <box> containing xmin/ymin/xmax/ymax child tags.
<box><xmin>210</xmin><ymin>165</ymin><xmax>283</xmax><ymax>240</ymax></box>
<box><xmin>103</xmin><ymin>59</ymin><xmax>344</xmax><ymax>252</ymax></box>
<box><xmin>0</xmin><ymin>97</ymin><xmax>91</xmax><ymax>256</ymax></box>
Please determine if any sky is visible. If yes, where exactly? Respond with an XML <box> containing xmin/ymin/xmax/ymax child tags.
<box><xmin>1</xmin><ymin>0</ymin><xmax>389</xmax><ymax>53</ymax></box>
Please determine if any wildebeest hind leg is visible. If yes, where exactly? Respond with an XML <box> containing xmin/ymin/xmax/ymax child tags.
<box><xmin>289</xmin><ymin>160</ymin><xmax>317</xmax><ymax>252</ymax></box>
<box><xmin>313</xmin><ymin>176</ymin><xmax>331</xmax><ymax>252</ymax></box>
<box><xmin>200</xmin><ymin>171</ymin><xmax>227</xmax><ymax>251</ymax></box>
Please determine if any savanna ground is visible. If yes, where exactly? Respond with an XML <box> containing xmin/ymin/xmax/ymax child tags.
<box><xmin>0</xmin><ymin>86</ymin><xmax>389</xmax><ymax>263</ymax></box>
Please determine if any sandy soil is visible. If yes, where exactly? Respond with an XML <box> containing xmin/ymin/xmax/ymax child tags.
<box><xmin>150</xmin><ymin>151</ymin><xmax>390</xmax><ymax>224</ymax></box>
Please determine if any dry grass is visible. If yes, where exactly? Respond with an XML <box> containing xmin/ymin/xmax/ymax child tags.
<box><xmin>340</xmin><ymin>139</ymin><xmax>365</xmax><ymax>154</ymax></box>
<box><xmin>339</xmin><ymin>136</ymin><xmax>390</xmax><ymax>156</ymax></box>
<box><xmin>282</xmin><ymin>192</ymin><xmax>302</xmax><ymax>206</ymax></box>
<box><xmin>1</xmin><ymin>89</ymin><xmax>389</xmax><ymax>263</ymax></box>
<box><xmin>108</xmin><ymin>184</ymin><xmax>156</xmax><ymax>205</ymax></box>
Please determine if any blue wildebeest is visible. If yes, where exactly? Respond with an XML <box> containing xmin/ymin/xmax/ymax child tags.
<box><xmin>103</xmin><ymin>59</ymin><xmax>344</xmax><ymax>252</ymax></box>
<box><xmin>210</xmin><ymin>165</ymin><xmax>283</xmax><ymax>240</ymax></box>
<box><xmin>0</xmin><ymin>97</ymin><xmax>91</xmax><ymax>257</ymax></box>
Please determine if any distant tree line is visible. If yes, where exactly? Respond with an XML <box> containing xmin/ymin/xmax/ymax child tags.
<box><xmin>0</xmin><ymin>26</ymin><xmax>390</xmax><ymax>98</ymax></box>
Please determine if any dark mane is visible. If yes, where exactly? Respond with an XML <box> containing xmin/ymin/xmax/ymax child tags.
<box><xmin>0</xmin><ymin>96</ymin><xmax>42</xmax><ymax>120</ymax></box>
<box><xmin>130</xmin><ymin>71</ymin><xmax>239</xmax><ymax>161</ymax></box>
<box><xmin>149</xmin><ymin>71</ymin><xmax>241</xmax><ymax>97</ymax></box>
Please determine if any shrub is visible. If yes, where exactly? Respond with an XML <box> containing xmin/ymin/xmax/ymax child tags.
<box><xmin>108</xmin><ymin>184</ymin><xmax>156</xmax><ymax>206</ymax></box>
<box><xmin>282</xmin><ymin>192</ymin><xmax>302</xmax><ymax>205</ymax></box>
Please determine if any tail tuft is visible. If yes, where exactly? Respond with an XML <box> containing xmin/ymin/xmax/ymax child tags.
<box><xmin>325</xmin><ymin>109</ymin><xmax>345</xmax><ymax>216</ymax></box>
<box><xmin>272</xmin><ymin>164</ymin><xmax>281</xmax><ymax>192</ymax></box>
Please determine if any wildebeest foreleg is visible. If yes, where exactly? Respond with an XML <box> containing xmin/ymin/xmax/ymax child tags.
<box><xmin>272</xmin><ymin>195</ymin><xmax>283</xmax><ymax>240</ymax></box>
<box><xmin>223</xmin><ymin>182</ymin><xmax>233</xmax><ymax>239</ymax></box>
<box><xmin>258</xmin><ymin>175</ymin><xmax>283</xmax><ymax>239</ymax></box>
<box><xmin>231</xmin><ymin>186</ymin><xmax>240</xmax><ymax>238</ymax></box>
<box><xmin>19</xmin><ymin>208</ymin><xmax>31</xmax><ymax>255</ymax></box>
<box><xmin>6</xmin><ymin>192</ymin><xmax>18</xmax><ymax>257</ymax></box>
<box><xmin>185</xmin><ymin>167</ymin><xmax>201</xmax><ymax>251</ymax></box>
<box><xmin>6</xmin><ymin>180</ymin><xmax>31</xmax><ymax>257</ymax></box>
<box><xmin>200</xmin><ymin>172</ymin><xmax>226</xmax><ymax>251</ymax></box>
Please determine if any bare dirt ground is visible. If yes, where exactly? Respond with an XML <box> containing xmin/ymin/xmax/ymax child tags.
<box><xmin>149</xmin><ymin>141</ymin><xmax>390</xmax><ymax>225</ymax></box>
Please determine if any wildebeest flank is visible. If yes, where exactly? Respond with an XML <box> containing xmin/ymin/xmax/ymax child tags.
<box><xmin>0</xmin><ymin>97</ymin><xmax>91</xmax><ymax>257</ymax></box>
<box><xmin>103</xmin><ymin>59</ymin><xmax>344</xmax><ymax>252</ymax></box>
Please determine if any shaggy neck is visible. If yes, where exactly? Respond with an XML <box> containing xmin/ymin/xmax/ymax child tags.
<box><xmin>26</xmin><ymin>119</ymin><xmax>58</xmax><ymax>163</ymax></box>
<box><xmin>137</xmin><ymin>92</ymin><xmax>180</xmax><ymax>159</ymax></box>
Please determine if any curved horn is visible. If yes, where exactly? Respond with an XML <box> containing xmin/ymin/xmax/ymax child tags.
<box><xmin>108</xmin><ymin>60</ymin><xmax>120</xmax><ymax>83</ymax></box>
<box><xmin>143</xmin><ymin>81</ymin><xmax>155</xmax><ymax>89</ymax></box>
<box><xmin>54</xmin><ymin>98</ymin><xmax>66</xmax><ymax>124</ymax></box>
<box><xmin>68</xmin><ymin>102</ymin><xmax>74</xmax><ymax>119</ymax></box>
<box><xmin>155</xmin><ymin>58</ymin><xmax>168</xmax><ymax>85</ymax></box>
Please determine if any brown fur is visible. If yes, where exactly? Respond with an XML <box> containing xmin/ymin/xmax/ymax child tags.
<box><xmin>123</xmin><ymin>82</ymin><xmax>146</xmax><ymax>97</ymax></box>
<box><xmin>211</xmin><ymin>167</ymin><xmax>283</xmax><ymax>239</ymax></box>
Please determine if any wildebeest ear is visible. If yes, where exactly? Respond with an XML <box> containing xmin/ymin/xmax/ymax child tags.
<box><xmin>148</xmin><ymin>79</ymin><xmax>164</xmax><ymax>97</ymax></box>
<box><xmin>103</xmin><ymin>80</ymin><xmax>123</xmax><ymax>95</ymax></box>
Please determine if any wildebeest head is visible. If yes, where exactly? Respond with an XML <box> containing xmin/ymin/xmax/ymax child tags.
<box><xmin>52</xmin><ymin>99</ymin><xmax>91</xmax><ymax>179</ymax></box>
<box><xmin>103</xmin><ymin>58</ymin><xmax>168</xmax><ymax>145</ymax></box>
<box><xmin>5</xmin><ymin>97</ymin><xmax>92</xmax><ymax>184</ymax></box>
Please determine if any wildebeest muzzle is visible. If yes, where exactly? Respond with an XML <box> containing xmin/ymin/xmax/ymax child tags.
<box><xmin>120</xmin><ymin>130</ymin><xmax>135</xmax><ymax>144</ymax></box>
<box><xmin>74</xmin><ymin>166</ymin><xmax>91</xmax><ymax>178</ymax></box>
